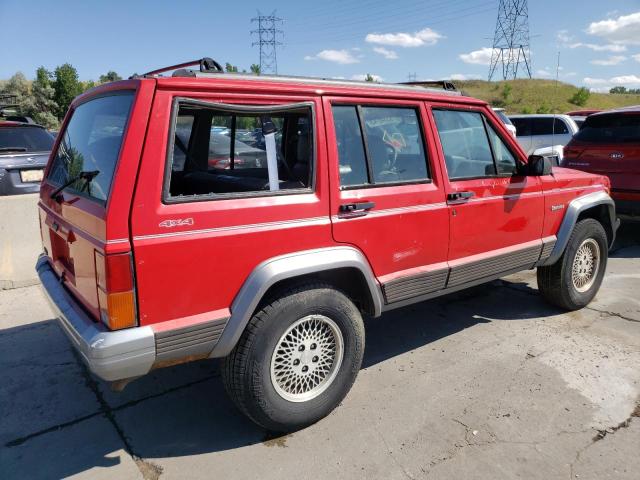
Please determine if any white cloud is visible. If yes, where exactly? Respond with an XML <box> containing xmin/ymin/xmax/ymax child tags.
<box><xmin>372</xmin><ymin>47</ymin><xmax>398</xmax><ymax>60</ymax></box>
<box><xmin>589</xmin><ymin>86</ymin><xmax>613</xmax><ymax>93</ymax></box>
<box><xmin>557</xmin><ymin>30</ymin><xmax>573</xmax><ymax>43</ymax></box>
<box><xmin>351</xmin><ymin>74</ymin><xmax>384</xmax><ymax>82</ymax></box>
<box><xmin>587</xmin><ymin>11</ymin><xmax>640</xmax><ymax>45</ymax></box>
<box><xmin>590</xmin><ymin>55</ymin><xmax>627</xmax><ymax>66</ymax></box>
<box><xmin>449</xmin><ymin>73</ymin><xmax>482</xmax><ymax>81</ymax></box>
<box><xmin>304</xmin><ymin>49</ymin><xmax>359</xmax><ymax>64</ymax></box>
<box><xmin>365</xmin><ymin>27</ymin><xmax>442</xmax><ymax>48</ymax></box>
<box><xmin>569</xmin><ymin>42</ymin><xmax>627</xmax><ymax>52</ymax></box>
<box><xmin>536</xmin><ymin>69</ymin><xmax>552</xmax><ymax>77</ymax></box>
<box><xmin>459</xmin><ymin>47</ymin><xmax>494</xmax><ymax>66</ymax></box>
<box><xmin>610</xmin><ymin>74</ymin><xmax>640</xmax><ymax>85</ymax></box>
<box><xmin>583</xmin><ymin>77</ymin><xmax>609</xmax><ymax>86</ymax></box>
<box><xmin>634</xmin><ymin>53</ymin><xmax>640</xmax><ymax>62</ymax></box>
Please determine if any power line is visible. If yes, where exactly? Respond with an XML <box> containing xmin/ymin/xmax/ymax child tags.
<box><xmin>251</xmin><ymin>12</ymin><xmax>284</xmax><ymax>75</ymax></box>
<box><xmin>488</xmin><ymin>0</ymin><xmax>532</xmax><ymax>81</ymax></box>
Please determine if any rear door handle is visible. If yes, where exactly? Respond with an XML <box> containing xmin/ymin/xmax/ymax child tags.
<box><xmin>447</xmin><ymin>191</ymin><xmax>475</xmax><ymax>201</ymax></box>
<box><xmin>339</xmin><ymin>201</ymin><xmax>375</xmax><ymax>217</ymax></box>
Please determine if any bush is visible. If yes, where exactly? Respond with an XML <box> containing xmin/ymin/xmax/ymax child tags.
<box><xmin>521</xmin><ymin>106</ymin><xmax>532</xmax><ymax>114</ymax></box>
<box><xmin>536</xmin><ymin>104</ymin><xmax>551</xmax><ymax>114</ymax></box>
<box><xmin>569</xmin><ymin>87</ymin><xmax>590</xmax><ymax>107</ymax></box>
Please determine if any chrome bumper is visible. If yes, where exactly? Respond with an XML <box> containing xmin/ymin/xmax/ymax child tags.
<box><xmin>36</xmin><ymin>255</ymin><xmax>156</xmax><ymax>381</ymax></box>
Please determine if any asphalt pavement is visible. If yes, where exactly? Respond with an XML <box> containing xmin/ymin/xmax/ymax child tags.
<box><xmin>1</xmin><ymin>221</ymin><xmax>639</xmax><ymax>480</ymax></box>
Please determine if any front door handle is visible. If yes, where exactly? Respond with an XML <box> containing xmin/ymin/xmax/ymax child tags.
<box><xmin>339</xmin><ymin>201</ymin><xmax>375</xmax><ymax>218</ymax></box>
<box><xmin>448</xmin><ymin>191</ymin><xmax>475</xmax><ymax>201</ymax></box>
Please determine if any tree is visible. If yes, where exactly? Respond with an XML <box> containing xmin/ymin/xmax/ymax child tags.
<box><xmin>99</xmin><ymin>71</ymin><xmax>122</xmax><ymax>83</ymax></box>
<box><xmin>22</xmin><ymin>67</ymin><xmax>59</xmax><ymax>129</ymax></box>
<box><xmin>225</xmin><ymin>63</ymin><xmax>239</xmax><ymax>73</ymax></box>
<box><xmin>2</xmin><ymin>72</ymin><xmax>30</xmax><ymax>104</ymax></box>
<box><xmin>250</xmin><ymin>64</ymin><xmax>261</xmax><ymax>75</ymax></box>
<box><xmin>610</xmin><ymin>86</ymin><xmax>627</xmax><ymax>94</ymax></box>
<box><xmin>365</xmin><ymin>74</ymin><xmax>375</xmax><ymax>82</ymax></box>
<box><xmin>53</xmin><ymin>64</ymin><xmax>82</xmax><ymax>118</ymax></box>
<box><xmin>569</xmin><ymin>87</ymin><xmax>590</xmax><ymax>107</ymax></box>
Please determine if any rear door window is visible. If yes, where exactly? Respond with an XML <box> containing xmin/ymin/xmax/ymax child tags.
<box><xmin>332</xmin><ymin>105</ymin><xmax>429</xmax><ymax>187</ymax></box>
<box><xmin>0</xmin><ymin>126</ymin><xmax>54</xmax><ymax>152</ymax></box>
<box><xmin>47</xmin><ymin>92</ymin><xmax>134</xmax><ymax>203</ymax></box>
<box><xmin>531</xmin><ymin>118</ymin><xmax>554</xmax><ymax>136</ymax></box>
<box><xmin>575</xmin><ymin>113</ymin><xmax>640</xmax><ymax>143</ymax></box>
<box><xmin>511</xmin><ymin>118</ymin><xmax>532</xmax><ymax>136</ymax></box>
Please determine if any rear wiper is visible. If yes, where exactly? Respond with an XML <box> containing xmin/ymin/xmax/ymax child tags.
<box><xmin>0</xmin><ymin>147</ymin><xmax>28</xmax><ymax>152</ymax></box>
<box><xmin>50</xmin><ymin>170</ymin><xmax>100</xmax><ymax>199</ymax></box>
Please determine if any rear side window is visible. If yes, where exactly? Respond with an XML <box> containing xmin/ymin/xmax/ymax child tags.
<box><xmin>511</xmin><ymin>117</ymin><xmax>531</xmax><ymax>136</ymax></box>
<box><xmin>433</xmin><ymin>109</ymin><xmax>517</xmax><ymax>179</ymax></box>
<box><xmin>530</xmin><ymin>118</ymin><xmax>569</xmax><ymax>136</ymax></box>
<box><xmin>48</xmin><ymin>93</ymin><xmax>134</xmax><ymax>203</ymax></box>
<box><xmin>0</xmin><ymin>126</ymin><xmax>54</xmax><ymax>152</ymax></box>
<box><xmin>574</xmin><ymin>113</ymin><xmax>640</xmax><ymax>143</ymax></box>
<box><xmin>332</xmin><ymin>105</ymin><xmax>429</xmax><ymax>187</ymax></box>
<box><xmin>166</xmin><ymin>101</ymin><xmax>313</xmax><ymax>200</ymax></box>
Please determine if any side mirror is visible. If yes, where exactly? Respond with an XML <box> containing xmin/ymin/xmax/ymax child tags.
<box><xmin>527</xmin><ymin>155</ymin><xmax>553</xmax><ymax>176</ymax></box>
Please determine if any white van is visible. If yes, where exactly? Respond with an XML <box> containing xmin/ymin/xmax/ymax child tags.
<box><xmin>508</xmin><ymin>114</ymin><xmax>579</xmax><ymax>155</ymax></box>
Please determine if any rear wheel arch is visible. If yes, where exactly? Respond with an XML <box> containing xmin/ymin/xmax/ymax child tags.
<box><xmin>210</xmin><ymin>247</ymin><xmax>383</xmax><ymax>358</ymax></box>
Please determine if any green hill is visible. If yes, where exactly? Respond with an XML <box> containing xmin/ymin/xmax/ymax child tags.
<box><xmin>452</xmin><ymin>79</ymin><xmax>640</xmax><ymax>114</ymax></box>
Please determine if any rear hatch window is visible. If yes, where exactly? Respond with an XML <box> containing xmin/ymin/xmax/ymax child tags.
<box><xmin>574</xmin><ymin>113</ymin><xmax>640</xmax><ymax>144</ymax></box>
<box><xmin>47</xmin><ymin>92</ymin><xmax>134</xmax><ymax>203</ymax></box>
<box><xmin>0</xmin><ymin>126</ymin><xmax>54</xmax><ymax>153</ymax></box>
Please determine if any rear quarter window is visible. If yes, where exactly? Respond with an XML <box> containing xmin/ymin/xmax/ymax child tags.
<box><xmin>574</xmin><ymin>113</ymin><xmax>640</xmax><ymax>144</ymax></box>
<box><xmin>47</xmin><ymin>92</ymin><xmax>134</xmax><ymax>203</ymax></box>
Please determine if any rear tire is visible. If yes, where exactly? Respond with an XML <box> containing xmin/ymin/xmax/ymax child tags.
<box><xmin>537</xmin><ymin>218</ymin><xmax>608</xmax><ymax>310</ymax></box>
<box><xmin>221</xmin><ymin>282</ymin><xmax>365</xmax><ymax>432</ymax></box>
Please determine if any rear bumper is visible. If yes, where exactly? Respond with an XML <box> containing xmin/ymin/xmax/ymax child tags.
<box><xmin>36</xmin><ymin>255</ymin><xmax>156</xmax><ymax>381</ymax></box>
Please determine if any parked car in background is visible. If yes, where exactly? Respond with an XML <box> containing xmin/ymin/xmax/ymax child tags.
<box><xmin>566</xmin><ymin>110</ymin><xmax>602</xmax><ymax>130</ymax></box>
<box><xmin>0</xmin><ymin>121</ymin><xmax>54</xmax><ymax>195</ymax></box>
<box><xmin>509</xmin><ymin>114</ymin><xmax>579</xmax><ymax>155</ymax></box>
<box><xmin>563</xmin><ymin>106</ymin><xmax>640</xmax><ymax>217</ymax></box>
<box><xmin>492</xmin><ymin>108</ymin><xmax>516</xmax><ymax>137</ymax></box>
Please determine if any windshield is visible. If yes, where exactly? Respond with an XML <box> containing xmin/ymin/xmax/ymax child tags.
<box><xmin>574</xmin><ymin>113</ymin><xmax>640</xmax><ymax>144</ymax></box>
<box><xmin>494</xmin><ymin>110</ymin><xmax>513</xmax><ymax>126</ymax></box>
<box><xmin>0</xmin><ymin>126</ymin><xmax>54</xmax><ymax>152</ymax></box>
<box><xmin>47</xmin><ymin>92</ymin><xmax>134</xmax><ymax>203</ymax></box>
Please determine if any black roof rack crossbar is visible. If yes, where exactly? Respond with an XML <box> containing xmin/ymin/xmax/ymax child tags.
<box><xmin>399</xmin><ymin>81</ymin><xmax>457</xmax><ymax>92</ymax></box>
<box><xmin>132</xmin><ymin>57</ymin><xmax>224</xmax><ymax>79</ymax></box>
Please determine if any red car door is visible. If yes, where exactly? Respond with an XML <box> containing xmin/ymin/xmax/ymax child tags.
<box><xmin>324</xmin><ymin>97</ymin><xmax>450</xmax><ymax>305</ymax></box>
<box><xmin>429</xmin><ymin>105</ymin><xmax>546</xmax><ymax>287</ymax></box>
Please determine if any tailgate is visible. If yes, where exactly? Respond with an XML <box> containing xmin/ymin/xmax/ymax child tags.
<box><xmin>38</xmin><ymin>81</ymin><xmax>155</xmax><ymax>327</ymax></box>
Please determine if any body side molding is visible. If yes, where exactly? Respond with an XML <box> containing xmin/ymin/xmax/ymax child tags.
<box><xmin>539</xmin><ymin>190</ymin><xmax>618</xmax><ymax>267</ymax></box>
<box><xmin>210</xmin><ymin>246</ymin><xmax>383</xmax><ymax>357</ymax></box>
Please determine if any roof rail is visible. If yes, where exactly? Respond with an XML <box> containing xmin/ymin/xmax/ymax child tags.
<box><xmin>399</xmin><ymin>80</ymin><xmax>458</xmax><ymax>92</ymax></box>
<box><xmin>131</xmin><ymin>57</ymin><xmax>224</xmax><ymax>79</ymax></box>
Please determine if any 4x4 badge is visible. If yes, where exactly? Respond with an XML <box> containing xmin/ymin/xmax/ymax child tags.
<box><xmin>159</xmin><ymin>218</ymin><xmax>194</xmax><ymax>228</ymax></box>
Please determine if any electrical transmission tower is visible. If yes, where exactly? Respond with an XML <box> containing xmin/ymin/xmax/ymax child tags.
<box><xmin>488</xmin><ymin>0</ymin><xmax>532</xmax><ymax>81</ymax></box>
<box><xmin>251</xmin><ymin>12</ymin><xmax>283</xmax><ymax>75</ymax></box>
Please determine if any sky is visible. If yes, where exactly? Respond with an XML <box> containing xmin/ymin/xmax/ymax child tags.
<box><xmin>1</xmin><ymin>0</ymin><xmax>639</xmax><ymax>92</ymax></box>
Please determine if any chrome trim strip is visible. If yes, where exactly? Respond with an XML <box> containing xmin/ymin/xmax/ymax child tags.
<box><xmin>133</xmin><ymin>216</ymin><xmax>330</xmax><ymax>241</ymax></box>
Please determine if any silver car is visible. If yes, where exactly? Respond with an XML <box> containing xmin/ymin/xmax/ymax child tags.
<box><xmin>508</xmin><ymin>114</ymin><xmax>579</xmax><ymax>155</ymax></box>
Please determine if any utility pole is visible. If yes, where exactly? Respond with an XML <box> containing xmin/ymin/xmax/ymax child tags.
<box><xmin>488</xmin><ymin>0</ymin><xmax>532</xmax><ymax>81</ymax></box>
<box><xmin>407</xmin><ymin>72</ymin><xmax>417</xmax><ymax>82</ymax></box>
<box><xmin>251</xmin><ymin>11</ymin><xmax>283</xmax><ymax>75</ymax></box>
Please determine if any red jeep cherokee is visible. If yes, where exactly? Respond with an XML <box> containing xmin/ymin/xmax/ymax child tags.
<box><xmin>36</xmin><ymin>59</ymin><xmax>618</xmax><ymax>432</ymax></box>
<box><xmin>563</xmin><ymin>106</ymin><xmax>640</xmax><ymax>217</ymax></box>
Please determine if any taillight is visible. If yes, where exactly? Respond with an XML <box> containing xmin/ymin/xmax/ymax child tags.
<box><xmin>94</xmin><ymin>251</ymin><xmax>137</xmax><ymax>330</ymax></box>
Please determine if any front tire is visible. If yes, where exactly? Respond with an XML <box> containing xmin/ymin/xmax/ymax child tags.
<box><xmin>221</xmin><ymin>282</ymin><xmax>365</xmax><ymax>432</ymax></box>
<box><xmin>537</xmin><ymin>218</ymin><xmax>608</xmax><ymax>310</ymax></box>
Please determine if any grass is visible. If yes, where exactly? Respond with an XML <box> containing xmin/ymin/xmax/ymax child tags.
<box><xmin>452</xmin><ymin>79</ymin><xmax>640</xmax><ymax>114</ymax></box>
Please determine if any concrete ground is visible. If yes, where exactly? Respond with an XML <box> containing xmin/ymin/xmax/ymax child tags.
<box><xmin>1</xmin><ymin>222</ymin><xmax>639</xmax><ymax>480</ymax></box>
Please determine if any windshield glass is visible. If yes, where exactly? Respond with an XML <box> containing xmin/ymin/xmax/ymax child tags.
<box><xmin>574</xmin><ymin>113</ymin><xmax>640</xmax><ymax>144</ymax></box>
<box><xmin>47</xmin><ymin>93</ymin><xmax>134</xmax><ymax>203</ymax></box>
<box><xmin>0</xmin><ymin>126</ymin><xmax>54</xmax><ymax>152</ymax></box>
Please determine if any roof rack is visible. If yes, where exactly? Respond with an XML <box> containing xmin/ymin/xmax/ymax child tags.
<box><xmin>399</xmin><ymin>80</ymin><xmax>458</xmax><ymax>92</ymax></box>
<box><xmin>131</xmin><ymin>57</ymin><xmax>224</xmax><ymax>79</ymax></box>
